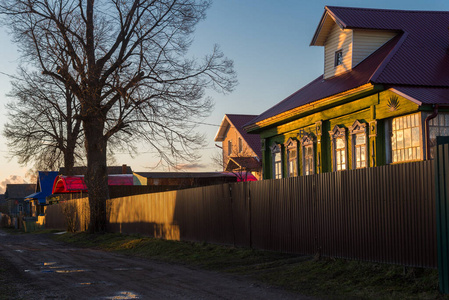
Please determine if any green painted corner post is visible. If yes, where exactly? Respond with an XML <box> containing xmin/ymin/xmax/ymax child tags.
<box><xmin>435</xmin><ymin>136</ymin><xmax>449</xmax><ymax>294</ymax></box>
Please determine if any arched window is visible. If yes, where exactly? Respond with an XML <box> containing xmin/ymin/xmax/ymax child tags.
<box><xmin>350</xmin><ymin>120</ymin><xmax>367</xmax><ymax>169</ymax></box>
<box><xmin>285</xmin><ymin>138</ymin><xmax>298</xmax><ymax>177</ymax></box>
<box><xmin>329</xmin><ymin>125</ymin><xmax>347</xmax><ymax>171</ymax></box>
<box><xmin>270</xmin><ymin>144</ymin><xmax>283</xmax><ymax>179</ymax></box>
<box><xmin>301</xmin><ymin>133</ymin><xmax>315</xmax><ymax>175</ymax></box>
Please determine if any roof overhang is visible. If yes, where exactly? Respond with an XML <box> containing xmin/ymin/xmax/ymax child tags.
<box><xmin>214</xmin><ymin>115</ymin><xmax>231</xmax><ymax>142</ymax></box>
<box><xmin>245</xmin><ymin>83</ymin><xmax>380</xmax><ymax>134</ymax></box>
<box><xmin>311</xmin><ymin>7</ymin><xmax>346</xmax><ymax>46</ymax></box>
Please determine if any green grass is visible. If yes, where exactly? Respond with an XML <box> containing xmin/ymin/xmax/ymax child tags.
<box><xmin>51</xmin><ymin>231</ymin><xmax>448</xmax><ymax>300</ymax></box>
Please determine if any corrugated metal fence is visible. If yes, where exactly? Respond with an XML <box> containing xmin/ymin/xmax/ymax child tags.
<box><xmin>46</xmin><ymin>160</ymin><xmax>437</xmax><ymax>268</ymax></box>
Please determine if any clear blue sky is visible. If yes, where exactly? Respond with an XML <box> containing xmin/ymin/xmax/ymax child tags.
<box><xmin>0</xmin><ymin>0</ymin><xmax>447</xmax><ymax>191</ymax></box>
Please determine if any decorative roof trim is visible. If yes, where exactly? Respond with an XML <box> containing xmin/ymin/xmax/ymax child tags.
<box><xmin>245</xmin><ymin>83</ymin><xmax>375</xmax><ymax>133</ymax></box>
<box><xmin>388</xmin><ymin>87</ymin><xmax>423</xmax><ymax>106</ymax></box>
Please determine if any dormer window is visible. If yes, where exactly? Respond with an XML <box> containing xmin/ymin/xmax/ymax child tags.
<box><xmin>335</xmin><ymin>50</ymin><xmax>343</xmax><ymax>67</ymax></box>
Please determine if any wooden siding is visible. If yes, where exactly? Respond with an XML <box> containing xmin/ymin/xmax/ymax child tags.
<box><xmin>44</xmin><ymin>161</ymin><xmax>437</xmax><ymax>268</ymax></box>
<box><xmin>261</xmin><ymin>91</ymin><xmax>425</xmax><ymax>179</ymax></box>
<box><xmin>352</xmin><ymin>30</ymin><xmax>397</xmax><ymax>66</ymax></box>
<box><xmin>262</xmin><ymin>89</ymin><xmax>421</xmax><ymax>179</ymax></box>
<box><xmin>222</xmin><ymin>125</ymin><xmax>257</xmax><ymax>169</ymax></box>
<box><xmin>324</xmin><ymin>24</ymin><xmax>353</xmax><ymax>79</ymax></box>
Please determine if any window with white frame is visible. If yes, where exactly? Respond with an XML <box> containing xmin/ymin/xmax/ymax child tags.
<box><xmin>285</xmin><ymin>138</ymin><xmax>298</xmax><ymax>177</ymax></box>
<box><xmin>391</xmin><ymin>113</ymin><xmax>421</xmax><ymax>163</ymax></box>
<box><xmin>335</xmin><ymin>50</ymin><xmax>343</xmax><ymax>67</ymax></box>
<box><xmin>271</xmin><ymin>144</ymin><xmax>283</xmax><ymax>179</ymax></box>
<box><xmin>429</xmin><ymin>113</ymin><xmax>449</xmax><ymax>159</ymax></box>
<box><xmin>301</xmin><ymin>133</ymin><xmax>315</xmax><ymax>175</ymax></box>
<box><xmin>350</xmin><ymin>120</ymin><xmax>367</xmax><ymax>169</ymax></box>
<box><xmin>329</xmin><ymin>125</ymin><xmax>347</xmax><ymax>171</ymax></box>
<box><xmin>227</xmin><ymin>140</ymin><xmax>232</xmax><ymax>156</ymax></box>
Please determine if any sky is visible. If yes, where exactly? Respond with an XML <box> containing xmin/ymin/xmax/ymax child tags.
<box><xmin>0</xmin><ymin>0</ymin><xmax>448</xmax><ymax>192</ymax></box>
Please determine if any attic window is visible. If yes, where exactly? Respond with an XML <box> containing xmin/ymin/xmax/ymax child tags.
<box><xmin>334</xmin><ymin>50</ymin><xmax>343</xmax><ymax>67</ymax></box>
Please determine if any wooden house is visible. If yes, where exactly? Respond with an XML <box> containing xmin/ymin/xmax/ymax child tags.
<box><xmin>5</xmin><ymin>184</ymin><xmax>36</xmax><ymax>216</ymax></box>
<box><xmin>215</xmin><ymin>114</ymin><xmax>262</xmax><ymax>179</ymax></box>
<box><xmin>244</xmin><ymin>6</ymin><xmax>449</xmax><ymax>179</ymax></box>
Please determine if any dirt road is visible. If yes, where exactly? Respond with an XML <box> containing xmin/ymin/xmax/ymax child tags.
<box><xmin>0</xmin><ymin>230</ymin><xmax>311</xmax><ymax>299</ymax></box>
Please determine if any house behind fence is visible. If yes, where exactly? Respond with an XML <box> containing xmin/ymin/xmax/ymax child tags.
<box><xmin>45</xmin><ymin>161</ymin><xmax>436</xmax><ymax>268</ymax></box>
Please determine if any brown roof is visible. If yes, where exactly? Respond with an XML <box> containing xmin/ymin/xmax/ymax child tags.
<box><xmin>246</xmin><ymin>7</ymin><xmax>449</xmax><ymax>130</ymax></box>
<box><xmin>134</xmin><ymin>172</ymin><xmax>236</xmax><ymax>179</ymax></box>
<box><xmin>225</xmin><ymin>157</ymin><xmax>262</xmax><ymax>172</ymax></box>
<box><xmin>5</xmin><ymin>184</ymin><xmax>37</xmax><ymax>200</ymax></box>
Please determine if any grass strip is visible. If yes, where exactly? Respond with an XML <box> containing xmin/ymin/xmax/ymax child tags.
<box><xmin>51</xmin><ymin>231</ymin><xmax>448</xmax><ymax>299</ymax></box>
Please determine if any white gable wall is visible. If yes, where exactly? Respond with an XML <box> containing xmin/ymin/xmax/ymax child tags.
<box><xmin>324</xmin><ymin>23</ymin><xmax>353</xmax><ymax>79</ymax></box>
<box><xmin>323</xmin><ymin>22</ymin><xmax>397</xmax><ymax>80</ymax></box>
<box><xmin>352</xmin><ymin>30</ymin><xmax>397</xmax><ymax>66</ymax></box>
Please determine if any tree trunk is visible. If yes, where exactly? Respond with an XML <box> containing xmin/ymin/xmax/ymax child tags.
<box><xmin>83</xmin><ymin>116</ymin><xmax>109</xmax><ymax>233</ymax></box>
<box><xmin>63</xmin><ymin>147</ymin><xmax>75</xmax><ymax>176</ymax></box>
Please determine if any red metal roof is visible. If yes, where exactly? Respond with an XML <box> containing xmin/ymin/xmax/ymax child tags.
<box><xmin>246</xmin><ymin>7</ymin><xmax>449</xmax><ymax>130</ymax></box>
<box><xmin>52</xmin><ymin>175</ymin><xmax>133</xmax><ymax>193</ymax></box>
<box><xmin>323</xmin><ymin>6</ymin><xmax>449</xmax><ymax>86</ymax></box>
<box><xmin>248</xmin><ymin>34</ymin><xmax>401</xmax><ymax>126</ymax></box>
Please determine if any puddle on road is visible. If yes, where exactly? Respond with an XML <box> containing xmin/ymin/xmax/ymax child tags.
<box><xmin>14</xmin><ymin>249</ymin><xmax>24</xmax><ymax>253</ymax></box>
<box><xmin>113</xmin><ymin>267</ymin><xmax>143</xmax><ymax>271</ymax></box>
<box><xmin>56</xmin><ymin>269</ymin><xmax>87</xmax><ymax>273</ymax></box>
<box><xmin>76</xmin><ymin>281</ymin><xmax>111</xmax><ymax>287</ymax></box>
<box><xmin>105</xmin><ymin>291</ymin><xmax>140</xmax><ymax>299</ymax></box>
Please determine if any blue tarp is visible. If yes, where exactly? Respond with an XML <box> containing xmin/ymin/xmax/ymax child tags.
<box><xmin>25</xmin><ymin>171</ymin><xmax>59</xmax><ymax>205</ymax></box>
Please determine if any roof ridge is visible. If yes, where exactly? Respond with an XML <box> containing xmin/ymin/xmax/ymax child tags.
<box><xmin>369</xmin><ymin>32</ymin><xmax>408</xmax><ymax>83</ymax></box>
<box><xmin>326</xmin><ymin>6</ymin><xmax>449</xmax><ymax>14</ymax></box>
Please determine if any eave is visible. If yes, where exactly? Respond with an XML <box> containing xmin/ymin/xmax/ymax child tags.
<box><xmin>245</xmin><ymin>83</ymin><xmax>382</xmax><ymax>134</ymax></box>
<box><xmin>214</xmin><ymin>116</ymin><xmax>231</xmax><ymax>142</ymax></box>
<box><xmin>310</xmin><ymin>7</ymin><xmax>346</xmax><ymax>46</ymax></box>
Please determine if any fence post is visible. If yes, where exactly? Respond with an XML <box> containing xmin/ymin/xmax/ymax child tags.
<box><xmin>435</xmin><ymin>136</ymin><xmax>449</xmax><ymax>294</ymax></box>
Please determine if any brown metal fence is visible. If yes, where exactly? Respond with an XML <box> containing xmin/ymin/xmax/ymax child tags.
<box><xmin>45</xmin><ymin>160</ymin><xmax>437</xmax><ymax>268</ymax></box>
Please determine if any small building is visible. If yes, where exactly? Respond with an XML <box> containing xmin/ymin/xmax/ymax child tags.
<box><xmin>48</xmin><ymin>165</ymin><xmax>134</xmax><ymax>202</ymax></box>
<box><xmin>25</xmin><ymin>171</ymin><xmax>59</xmax><ymax>217</ymax></box>
<box><xmin>215</xmin><ymin>114</ymin><xmax>262</xmax><ymax>179</ymax></box>
<box><xmin>5</xmin><ymin>184</ymin><xmax>36</xmax><ymax>216</ymax></box>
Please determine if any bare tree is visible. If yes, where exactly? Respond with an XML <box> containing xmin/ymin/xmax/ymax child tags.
<box><xmin>4</xmin><ymin>68</ymin><xmax>84</xmax><ymax>174</ymax></box>
<box><xmin>0</xmin><ymin>0</ymin><xmax>236</xmax><ymax>232</ymax></box>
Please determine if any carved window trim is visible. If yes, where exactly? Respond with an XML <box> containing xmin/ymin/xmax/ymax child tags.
<box><xmin>349</xmin><ymin>120</ymin><xmax>368</xmax><ymax>169</ymax></box>
<box><xmin>301</xmin><ymin>133</ymin><xmax>315</xmax><ymax>176</ymax></box>
<box><xmin>329</xmin><ymin>125</ymin><xmax>347</xmax><ymax>171</ymax></box>
<box><xmin>285</xmin><ymin>138</ymin><xmax>298</xmax><ymax>177</ymax></box>
<box><xmin>270</xmin><ymin>144</ymin><xmax>283</xmax><ymax>179</ymax></box>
